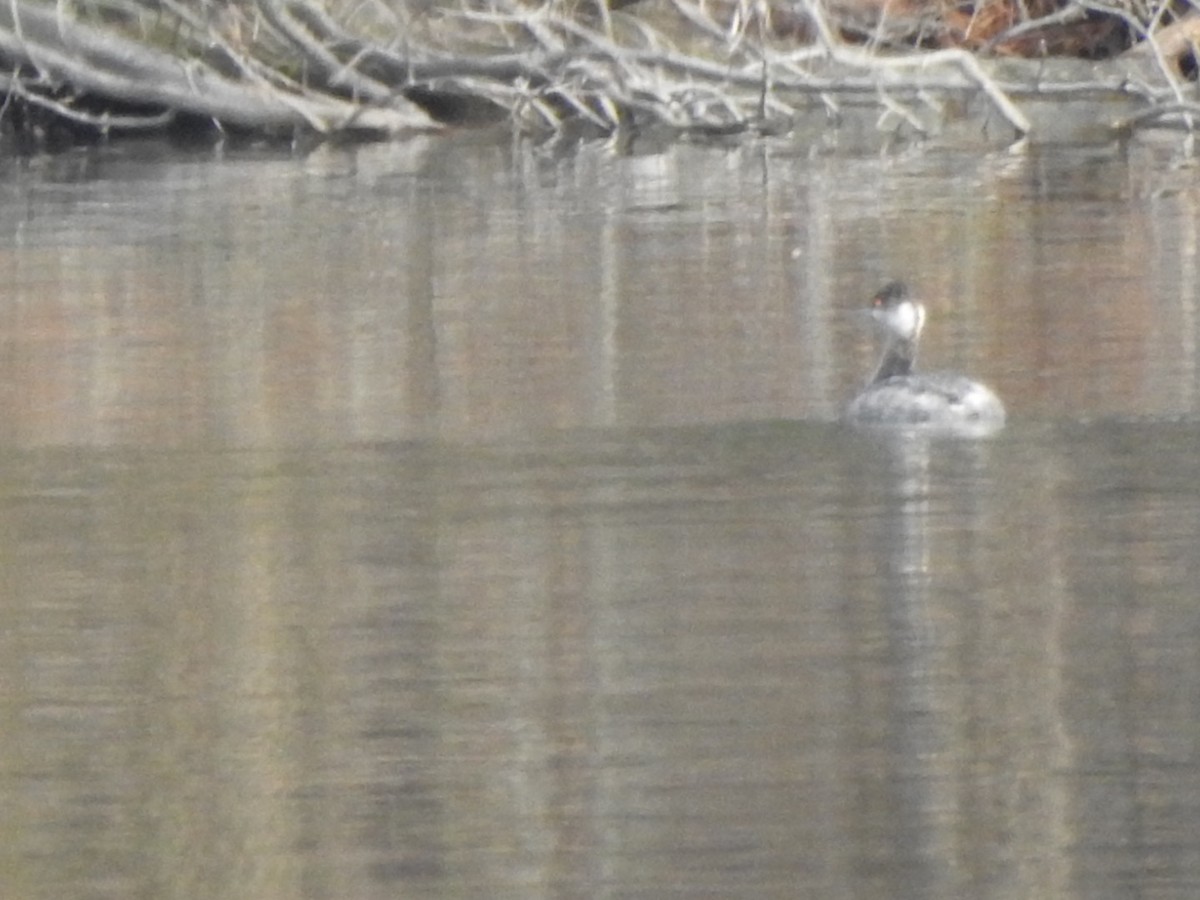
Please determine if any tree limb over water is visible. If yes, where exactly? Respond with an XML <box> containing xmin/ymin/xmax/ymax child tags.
<box><xmin>0</xmin><ymin>0</ymin><xmax>1196</xmax><ymax>146</ymax></box>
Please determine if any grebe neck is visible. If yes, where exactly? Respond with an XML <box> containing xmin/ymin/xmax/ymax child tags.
<box><xmin>871</xmin><ymin>336</ymin><xmax>917</xmax><ymax>383</ymax></box>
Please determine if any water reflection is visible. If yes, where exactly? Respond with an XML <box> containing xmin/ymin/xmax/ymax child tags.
<box><xmin>1</xmin><ymin>135</ymin><xmax>1200</xmax><ymax>899</ymax></box>
<box><xmin>7</xmin><ymin>418</ymin><xmax>1200</xmax><ymax>898</ymax></box>
<box><xmin>0</xmin><ymin>135</ymin><xmax>1197</xmax><ymax>448</ymax></box>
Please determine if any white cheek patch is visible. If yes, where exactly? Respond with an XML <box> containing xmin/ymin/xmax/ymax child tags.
<box><xmin>892</xmin><ymin>302</ymin><xmax>925</xmax><ymax>340</ymax></box>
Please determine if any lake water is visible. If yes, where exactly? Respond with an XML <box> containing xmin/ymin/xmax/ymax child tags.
<box><xmin>2</xmin><ymin>128</ymin><xmax>1200</xmax><ymax>899</ymax></box>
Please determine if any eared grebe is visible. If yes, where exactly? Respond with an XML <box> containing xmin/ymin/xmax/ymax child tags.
<box><xmin>845</xmin><ymin>281</ymin><xmax>1005</xmax><ymax>433</ymax></box>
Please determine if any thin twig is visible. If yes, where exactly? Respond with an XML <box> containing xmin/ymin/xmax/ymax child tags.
<box><xmin>1115</xmin><ymin>99</ymin><xmax>1200</xmax><ymax>130</ymax></box>
<box><xmin>981</xmin><ymin>2</ymin><xmax>1088</xmax><ymax>53</ymax></box>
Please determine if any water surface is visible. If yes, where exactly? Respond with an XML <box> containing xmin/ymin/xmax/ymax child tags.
<box><xmin>2</xmin><ymin>131</ymin><xmax>1200</xmax><ymax>899</ymax></box>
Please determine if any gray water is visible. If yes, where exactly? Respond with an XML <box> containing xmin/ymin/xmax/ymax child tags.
<box><xmin>2</xmin><ymin>130</ymin><xmax>1200</xmax><ymax>899</ymax></box>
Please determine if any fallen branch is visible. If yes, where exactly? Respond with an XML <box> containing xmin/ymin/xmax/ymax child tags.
<box><xmin>0</xmin><ymin>0</ymin><xmax>1194</xmax><ymax>143</ymax></box>
<box><xmin>0</xmin><ymin>0</ymin><xmax>437</xmax><ymax>135</ymax></box>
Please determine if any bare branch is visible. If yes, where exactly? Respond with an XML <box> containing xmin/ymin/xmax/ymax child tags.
<box><xmin>0</xmin><ymin>0</ymin><xmax>1192</xmax><ymax>143</ymax></box>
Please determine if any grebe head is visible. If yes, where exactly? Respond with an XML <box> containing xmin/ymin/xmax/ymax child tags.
<box><xmin>868</xmin><ymin>281</ymin><xmax>926</xmax><ymax>343</ymax></box>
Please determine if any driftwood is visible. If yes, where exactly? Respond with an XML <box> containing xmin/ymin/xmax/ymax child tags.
<box><xmin>0</xmin><ymin>0</ymin><xmax>1195</xmax><ymax>145</ymax></box>
<box><xmin>0</xmin><ymin>1</ymin><xmax>438</xmax><ymax>136</ymax></box>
